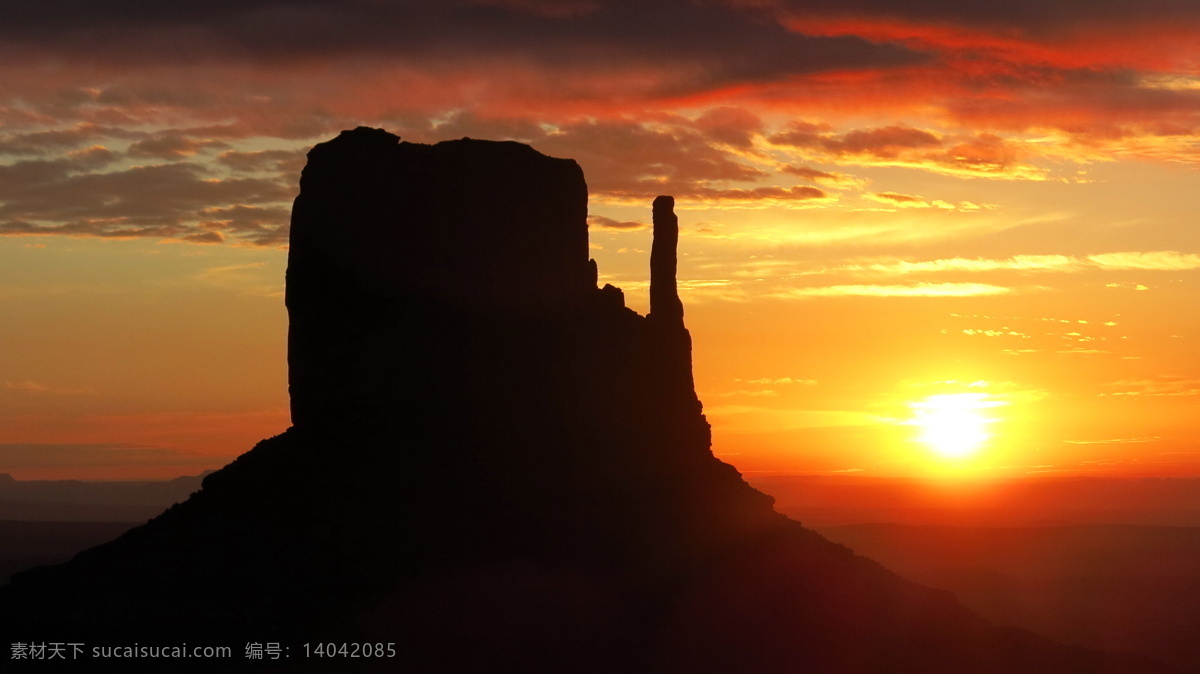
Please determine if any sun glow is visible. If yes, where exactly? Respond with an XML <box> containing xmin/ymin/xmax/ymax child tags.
<box><xmin>909</xmin><ymin>393</ymin><xmax>1003</xmax><ymax>459</ymax></box>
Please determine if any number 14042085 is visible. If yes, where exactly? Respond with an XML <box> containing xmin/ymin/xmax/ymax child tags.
<box><xmin>303</xmin><ymin>642</ymin><xmax>396</xmax><ymax>658</ymax></box>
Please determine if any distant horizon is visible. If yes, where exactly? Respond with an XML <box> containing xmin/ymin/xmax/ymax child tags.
<box><xmin>8</xmin><ymin>464</ymin><xmax>1200</xmax><ymax>531</ymax></box>
<box><xmin>8</xmin><ymin>463</ymin><xmax>1200</xmax><ymax>483</ymax></box>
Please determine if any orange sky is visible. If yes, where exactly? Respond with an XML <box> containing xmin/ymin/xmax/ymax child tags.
<box><xmin>1</xmin><ymin>0</ymin><xmax>1199</xmax><ymax>479</ymax></box>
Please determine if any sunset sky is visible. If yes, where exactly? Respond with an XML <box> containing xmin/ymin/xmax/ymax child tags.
<box><xmin>2</xmin><ymin>0</ymin><xmax>1199</xmax><ymax>479</ymax></box>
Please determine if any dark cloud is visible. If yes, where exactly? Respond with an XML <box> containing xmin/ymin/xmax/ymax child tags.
<box><xmin>768</xmin><ymin>123</ymin><xmax>1044</xmax><ymax>177</ymax></box>
<box><xmin>15</xmin><ymin>0</ymin><xmax>1193</xmax><ymax>47</ymax></box>
<box><xmin>215</xmin><ymin>149</ymin><xmax>307</xmax><ymax>175</ymax></box>
<box><xmin>198</xmin><ymin>205</ymin><xmax>291</xmax><ymax>246</ymax></box>
<box><xmin>537</xmin><ymin>117</ymin><xmax>768</xmax><ymax>197</ymax></box>
<box><xmin>0</xmin><ymin>1</ymin><xmax>924</xmax><ymax>98</ymax></box>
<box><xmin>937</xmin><ymin>133</ymin><xmax>1025</xmax><ymax>174</ymax></box>
<box><xmin>128</xmin><ymin>134</ymin><xmax>231</xmax><ymax>159</ymax></box>
<box><xmin>428</xmin><ymin>112</ymin><xmax>548</xmax><ymax>145</ymax></box>
<box><xmin>0</xmin><ymin>108</ymin><xmax>829</xmax><ymax>247</ymax></box>
<box><xmin>177</xmin><ymin>230</ymin><xmax>226</xmax><ymax>244</ymax></box>
<box><xmin>0</xmin><ymin>0</ymin><xmax>1193</xmax><ymax>159</ymax></box>
<box><xmin>772</xmin><ymin>124</ymin><xmax>942</xmax><ymax>159</ymax></box>
<box><xmin>65</xmin><ymin>146</ymin><xmax>119</xmax><ymax>169</ymax></box>
<box><xmin>948</xmin><ymin>81</ymin><xmax>1200</xmax><ymax>145</ymax></box>
<box><xmin>0</xmin><ymin>156</ymin><xmax>100</xmax><ymax>191</ymax></box>
<box><xmin>0</xmin><ymin>124</ymin><xmax>124</xmax><ymax>156</ymax></box>
<box><xmin>417</xmin><ymin>114</ymin><xmax>836</xmax><ymax>204</ymax></box>
<box><xmin>0</xmin><ymin>155</ymin><xmax>293</xmax><ymax>245</ymax></box>
<box><xmin>0</xmin><ymin>219</ymin><xmax>191</xmax><ymax>240</ymax></box>
<box><xmin>789</xmin><ymin>0</ymin><xmax>1200</xmax><ymax>33</ymax></box>
<box><xmin>765</xmin><ymin>121</ymin><xmax>833</xmax><ymax>147</ymax></box>
<box><xmin>690</xmin><ymin>107</ymin><xmax>764</xmax><ymax>149</ymax></box>
<box><xmin>834</xmin><ymin>126</ymin><xmax>940</xmax><ymax>156</ymax></box>
<box><xmin>0</xmin><ymin>162</ymin><xmax>289</xmax><ymax>220</ymax></box>
<box><xmin>471</xmin><ymin>0</ymin><xmax>603</xmax><ymax>20</ymax></box>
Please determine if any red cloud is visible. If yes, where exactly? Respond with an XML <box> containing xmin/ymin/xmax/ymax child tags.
<box><xmin>830</xmin><ymin>126</ymin><xmax>941</xmax><ymax>157</ymax></box>
<box><xmin>780</xmin><ymin>165</ymin><xmax>859</xmax><ymax>184</ymax></box>
<box><xmin>0</xmin><ymin>0</ymin><xmax>1197</xmax><ymax>249</ymax></box>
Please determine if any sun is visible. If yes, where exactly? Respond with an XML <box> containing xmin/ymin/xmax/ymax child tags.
<box><xmin>908</xmin><ymin>393</ymin><xmax>1001</xmax><ymax>459</ymax></box>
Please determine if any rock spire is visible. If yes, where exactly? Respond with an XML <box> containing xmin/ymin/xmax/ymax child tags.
<box><xmin>650</xmin><ymin>195</ymin><xmax>684</xmax><ymax>324</ymax></box>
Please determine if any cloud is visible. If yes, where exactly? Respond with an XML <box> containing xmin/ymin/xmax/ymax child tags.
<box><xmin>5</xmin><ymin>380</ymin><xmax>50</xmax><ymax>392</ymax></box>
<box><xmin>769</xmin><ymin>282</ymin><xmax>1014</xmax><ymax>299</ymax></box>
<box><xmin>470</xmin><ymin>0</ymin><xmax>602</xmax><ymax>20</ymax></box>
<box><xmin>737</xmin><ymin>377</ymin><xmax>818</xmax><ymax>386</ymax></box>
<box><xmin>803</xmin><ymin>252</ymin><xmax>1200</xmax><ymax>277</ymax></box>
<box><xmin>770</xmin><ymin>123</ymin><xmax>939</xmax><ymax>157</ymax></box>
<box><xmin>128</xmin><ymin>134</ymin><xmax>230</xmax><ymax>159</ymax></box>
<box><xmin>1100</xmin><ymin>377</ymin><xmax>1200</xmax><ymax>398</ymax></box>
<box><xmin>781</xmin><ymin>165</ymin><xmax>835</xmax><ymax>181</ymax></box>
<box><xmin>773</xmin><ymin>0</ymin><xmax>1200</xmax><ymax>41</ymax></box>
<box><xmin>960</xmin><ymin>329</ymin><xmax>1031</xmax><ymax>338</ymax></box>
<box><xmin>175</xmin><ymin>230</ymin><xmax>225</xmax><ymax>244</ymax></box>
<box><xmin>216</xmin><ymin>149</ymin><xmax>307</xmax><ymax>174</ymax></box>
<box><xmin>1062</xmin><ymin>437</ymin><xmax>1160</xmax><ymax>445</ymax></box>
<box><xmin>0</xmin><ymin>124</ymin><xmax>134</xmax><ymax>155</ymax></box>
<box><xmin>0</xmin><ymin>1</ymin><xmax>923</xmax><ymax>97</ymax></box>
<box><xmin>772</xmin><ymin>9</ymin><xmax>1200</xmax><ymax>163</ymax></box>
<box><xmin>535</xmin><ymin>117</ymin><xmax>767</xmax><ymax>199</ymax></box>
<box><xmin>805</xmin><ymin>255</ymin><xmax>1078</xmax><ymax>276</ymax></box>
<box><xmin>0</xmin><ymin>155</ymin><xmax>294</xmax><ymax>246</ymax></box>
<box><xmin>427</xmin><ymin>111</ymin><xmax>549</xmax><ymax>145</ymax></box>
<box><xmin>780</xmin><ymin>164</ymin><xmax>862</xmax><ymax>185</ymax></box>
<box><xmin>531</xmin><ymin>116</ymin><xmax>830</xmax><ymax>205</ymax></box>
<box><xmin>5</xmin><ymin>380</ymin><xmax>96</xmax><ymax>395</ymax></box>
<box><xmin>0</xmin><ymin>1</ymin><xmax>1194</xmax><ymax>254</ymax></box>
<box><xmin>832</xmin><ymin>126</ymin><xmax>942</xmax><ymax>157</ymax></box>
<box><xmin>0</xmin><ymin>0</ymin><xmax>1191</xmax><ymax>171</ymax></box>
<box><xmin>681</xmin><ymin>184</ymin><xmax>828</xmax><ymax>206</ymax></box>
<box><xmin>175</xmin><ymin>229</ymin><xmax>226</xmax><ymax>242</ymax></box>
<box><xmin>770</xmin><ymin>123</ymin><xmax>1048</xmax><ymax>178</ymax></box>
<box><xmin>197</xmin><ymin>205</ymin><xmax>291</xmax><ymax>247</ymax></box>
<box><xmin>704</xmin><ymin>405</ymin><xmax>885</xmax><ymax>432</ymax></box>
<box><xmin>867</xmin><ymin>191</ymin><xmax>931</xmax><ymax>207</ymax></box>
<box><xmin>711</xmin><ymin>389</ymin><xmax>781</xmax><ymax>398</ymax></box>
<box><xmin>1087</xmin><ymin>251</ymin><xmax>1200</xmax><ymax>271</ymax></box>
<box><xmin>713</xmin><ymin>377</ymin><xmax>819</xmax><ymax>398</ymax></box>
<box><xmin>587</xmin><ymin>214</ymin><xmax>648</xmax><ymax>231</ymax></box>
<box><xmin>690</xmin><ymin>107</ymin><xmax>764</xmax><ymax>149</ymax></box>
<box><xmin>193</xmin><ymin>261</ymin><xmax>282</xmax><ymax>296</ymax></box>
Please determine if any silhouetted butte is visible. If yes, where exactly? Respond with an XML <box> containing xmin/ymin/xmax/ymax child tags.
<box><xmin>0</xmin><ymin>128</ymin><xmax>1175</xmax><ymax>673</ymax></box>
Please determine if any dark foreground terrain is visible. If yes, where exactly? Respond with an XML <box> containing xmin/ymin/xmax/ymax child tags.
<box><xmin>817</xmin><ymin>523</ymin><xmax>1200</xmax><ymax>672</ymax></box>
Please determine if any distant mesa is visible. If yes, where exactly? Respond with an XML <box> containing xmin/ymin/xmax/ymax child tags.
<box><xmin>0</xmin><ymin>128</ymin><xmax>1173</xmax><ymax>673</ymax></box>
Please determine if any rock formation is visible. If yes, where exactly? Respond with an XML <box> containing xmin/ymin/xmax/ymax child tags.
<box><xmin>286</xmin><ymin>129</ymin><xmax>595</xmax><ymax>430</ymax></box>
<box><xmin>0</xmin><ymin>129</ymin><xmax>1175</xmax><ymax>673</ymax></box>
<box><xmin>650</xmin><ymin>195</ymin><xmax>683</xmax><ymax>325</ymax></box>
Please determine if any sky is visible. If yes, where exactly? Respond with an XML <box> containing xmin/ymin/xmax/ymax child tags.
<box><xmin>2</xmin><ymin>0</ymin><xmax>1199</xmax><ymax>480</ymax></box>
